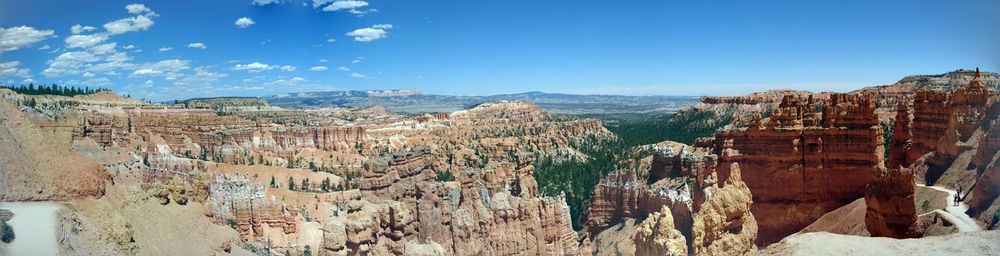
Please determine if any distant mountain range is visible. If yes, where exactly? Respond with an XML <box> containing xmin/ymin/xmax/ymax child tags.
<box><xmin>265</xmin><ymin>90</ymin><xmax>700</xmax><ymax>116</ymax></box>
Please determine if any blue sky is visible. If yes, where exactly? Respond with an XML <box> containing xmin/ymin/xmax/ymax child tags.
<box><xmin>0</xmin><ymin>0</ymin><xmax>997</xmax><ymax>101</ymax></box>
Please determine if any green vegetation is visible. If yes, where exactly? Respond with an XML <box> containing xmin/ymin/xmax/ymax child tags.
<box><xmin>533</xmin><ymin>134</ymin><xmax>645</xmax><ymax>230</ymax></box>
<box><xmin>435</xmin><ymin>170</ymin><xmax>456</xmax><ymax>182</ymax></box>
<box><xmin>992</xmin><ymin>208</ymin><xmax>1000</xmax><ymax>229</ymax></box>
<box><xmin>532</xmin><ymin>109</ymin><xmax>728</xmax><ymax>230</ymax></box>
<box><xmin>0</xmin><ymin>219</ymin><xmax>14</xmax><ymax>243</ymax></box>
<box><xmin>1</xmin><ymin>83</ymin><xmax>109</xmax><ymax>96</ymax></box>
<box><xmin>882</xmin><ymin>120</ymin><xmax>894</xmax><ymax>166</ymax></box>
<box><xmin>226</xmin><ymin>218</ymin><xmax>237</xmax><ymax>229</ymax></box>
<box><xmin>921</xmin><ymin>200</ymin><xmax>931</xmax><ymax>213</ymax></box>
<box><xmin>287</xmin><ymin>176</ymin><xmax>296</xmax><ymax>191</ymax></box>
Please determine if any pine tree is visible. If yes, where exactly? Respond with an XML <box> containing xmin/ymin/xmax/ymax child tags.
<box><xmin>287</xmin><ymin>177</ymin><xmax>296</xmax><ymax>191</ymax></box>
<box><xmin>270</xmin><ymin>175</ymin><xmax>276</xmax><ymax>188</ymax></box>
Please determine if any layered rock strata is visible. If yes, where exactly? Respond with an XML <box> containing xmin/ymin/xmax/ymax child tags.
<box><xmin>691</xmin><ymin>163</ymin><xmax>757</xmax><ymax>255</ymax></box>
<box><xmin>712</xmin><ymin>93</ymin><xmax>883</xmax><ymax>245</ymax></box>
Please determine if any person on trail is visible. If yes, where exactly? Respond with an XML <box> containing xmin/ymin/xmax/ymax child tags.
<box><xmin>954</xmin><ymin>191</ymin><xmax>961</xmax><ymax>206</ymax></box>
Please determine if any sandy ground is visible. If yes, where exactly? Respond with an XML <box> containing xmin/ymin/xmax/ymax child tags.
<box><xmin>0</xmin><ymin>202</ymin><xmax>62</xmax><ymax>256</ymax></box>
<box><xmin>760</xmin><ymin>231</ymin><xmax>1000</xmax><ymax>256</ymax></box>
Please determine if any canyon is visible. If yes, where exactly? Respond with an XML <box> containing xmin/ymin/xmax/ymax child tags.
<box><xmin>0</xmin><ymin>69</ymin><xmax>997</xmax><ymax>255</ymax></box>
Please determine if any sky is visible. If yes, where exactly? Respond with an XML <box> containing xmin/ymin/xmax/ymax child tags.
<box><xmin>0</xmin><ymin>0</ymin><xmax>998</xmax><ymax>101</ymax></box>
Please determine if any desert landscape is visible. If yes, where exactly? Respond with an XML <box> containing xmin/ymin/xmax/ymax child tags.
<box><xmin>1</xmin><ymin>1</ymin><xmax>999</xmax><ymax>255</ymax></box>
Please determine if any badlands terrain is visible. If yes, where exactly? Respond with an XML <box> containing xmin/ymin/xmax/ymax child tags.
<box><xmin>0</xmin><ymin>69</ymin><xmax>999</xmax><ymax>256</ymax></box>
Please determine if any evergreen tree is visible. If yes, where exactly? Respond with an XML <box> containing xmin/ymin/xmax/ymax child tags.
<box><xmin>287</xmin><ymin>176</ymin><xmax>296</xmax><ymax>191</ymax></box>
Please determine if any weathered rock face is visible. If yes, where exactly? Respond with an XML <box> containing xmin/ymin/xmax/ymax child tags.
<box><xmin>586</xmin><ymin>170</ymin><xmax>694</xmax><ymax>240</ymax></box>
<box><xmin>634</xmin><ymin>206</ymin><xmax>687</xmax><ymax>256</ymax></box>
<box><xmin>0</xmin><ymin>99</ymin><xmax>108</xmax><ymax>201</ymax></box>
<box><xmin>888</xmin><ymin>101</ymin><xmax>913</xmax><ymax>169</ymax></box>
<box><xmin>968</xmin><ymin>110</ymin><xmax>1000</xmax><ymax>219</ymax></box>
<box><xmin>712</xmin><ymin>93</ymin><xmax>883</xmax><ymax>245</ymax></box>
<box><xmin>208</xmin><ymin>173</ymin><xmax>297</xmax><ymax>239</ymax></box>
<box><xmin>865</xmin><ymin>167</ymin><xmax>920</xmax><ymax>238</ymax></box>
<box><xmin>691</xmin><ymin>163</ymin><xmax>757</xmax><ymax>256</ymax></box>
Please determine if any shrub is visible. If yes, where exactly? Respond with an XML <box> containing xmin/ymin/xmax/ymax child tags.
<box><xmin>435</xmin><ymin>170</ymin><xmax>455</xmax><ymax>182</ymax></box>
<box><xmin>920</xmin><ymin>200</ymin><xmax>931</xmax><ymax>213</ymax></box>
<box><xmin>226</xmin><ymin>218</ymin><xmax>237</xmax><ymax>229</ymax></box>
<box><xmin>0</xmin><ymin>220</ymin><xmax>13</xmax><ymax>243</ymax></box>
<box><xmin>992</xmin><ymin>208</ymin><xmax>1000</xmax><ymax>229</ymax></box>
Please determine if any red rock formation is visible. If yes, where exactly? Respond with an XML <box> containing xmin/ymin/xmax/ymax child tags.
<box><xmin>865</xmin><ymin>167</ymin><xmax>920</xmax><ymax>238</ymax></box>
<box><xmin>208</xmin><ymin>173</ymin><xmax>297</xmax><ymax>239</ymax></box>
<box><xmin>585</xmin><ymin>170</ymin><xmax>693</xmax><ymax>240</ymax></box>
<box><xmin>888</xmin><ymin>101</ymin><xmax>913</xmax><ymax>169</ymax></box>
<box><xmin>712</xmin><ymin>93</ymin><xmax>883</xmax><ymax>245</ymax></box>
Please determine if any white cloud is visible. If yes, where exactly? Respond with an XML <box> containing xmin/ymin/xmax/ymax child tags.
<box><xmin>38</xmin><ymin>45</ymin><xmax>51</xmax><ymax>50</ymax></box>
<box><xmin>319</xmin><ymin>59</ymin><xmax>328</xmax><ymax>63</ymax></box>
<box><xmin>279</xmin><ymin>65</ymin><xmax>297</xmax><ymax>72</ymax></box>
<box><xmin>252</xmin><ymin>0</ymin><xmax>283</xmax><ymax>5</ymax></box>
<box><xmin>337</xmin><ymin>66</ymin><xmax>349</xmax><ymax>71</ymax></box>
<box><xmin>89</xmin><ymin>42</ymin><xmax>117</xmax><ymax>54</ymax></box>
<box><xmin>326</xmin><ymin>38</ymin><xmax>336</xmax><ymax>43</ymax></box>
<box><xmin>0</xmin><ymin>61</ymin><xmax>31</xmax><ymax>79</ymax></box>
<box><xmin>124</xmin><ymin>44</ymin><xmax>136</xmax><ymax>49</ymax></box>
<box><xmin>346</xmin><ymin>24</ymin><xmax>392</xmax><ymax>42</ymax></box>
<box><xmin>350</xmin><ymin>72</ymin><xmax>366</xmax><ymax>78</ymax></box>
<box><xmin>158</xmin><ymin>47</ymin><xmax>172</xmax><ymax>52</ymax></box>
<box><xmin>130</xmin><ymin>59</ymin><xmax>190</xmax><ymax>79</ymax></box>
<box><xmin>82</xmin><ymin>72</ymin><xmax>95</xmax><ymax>78</ymax></box>
<box><xmin>104</xmin><ymin>13</ymin><xmax>155</xmax><ymax>35</ymax></box>
<box><xmin>264</xmin><ymin>77</ymin><xmax>305</xmax><ymax>86</ymax></box>
<box><xmin>125</xmin><ymin>4</ymin><xmax>153</xmax><ymax>15</ymax></box>
<box><xmin>321</xmin><ymin>0</ymin><xmax>367</xmax><ymax>11</ymax></box>
<box><xmin>309</xmin><ymin>66</ymin><xmax>327</xmax><ymax>72</ymax></box>
<box><xmin>231</xmin><ymin>62</ymin><xmax>274</xmax><ymax>72</ymax></box>
<box><xmin>351</xmin><ymin>57</ymin><xmax>362</xmax><ymax>64</ymax></box>
<box><xmin>84</xmin><ymin>77</ymin><xmax>112</xmax><ymax>86</ymax></box>
<box><xmin>0</xmin><ymin>26</ymin><xmax>56</xmax><ymax>53</ymax></box>
<box><xmin>43</xmin><ymin>51</ymin><xmax>101</xmax><ymax>77</ymax></box>
<box><xmin>175</xmin><ymin>66</ymin><xmax>228</xmax><ymax>86</ymax></box>
<box><xmin>235</xmin><ymin>17</ymin><xmax>256</xmax><ymax>28</ymax></box>
<box><xmin>64</xmin><ymin>34</ymin><xmax>109</xmax><ymax>49</ymax></box>
<box><xmin>71</xmin><ymin>24</ymin><xmax>96</xmax><ymax>34</ymax></box>
<box><xmin>187</xmin><ymin>42</ymin><xmax>207</xmax><ymax>49</ymax></box>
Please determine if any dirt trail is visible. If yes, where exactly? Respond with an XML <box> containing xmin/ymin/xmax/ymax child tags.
<box><xmin>916</xmin><ymin>184</ymin><xmax>981</xmax><ymax>232</ymax></box>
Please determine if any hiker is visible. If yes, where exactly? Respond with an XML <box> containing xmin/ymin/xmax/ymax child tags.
<box><xmin>954</xmin><ymin>191</ymin><xmax>961</xmax><ymax>206</ymax></box>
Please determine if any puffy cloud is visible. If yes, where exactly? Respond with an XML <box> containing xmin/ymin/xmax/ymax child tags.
<box><xmin>125</xmin><ymin>3</ymin><xmax>153</xmax><ymax>15</ymax></box>
<box><xmin>43</xmin><ymin>51</ymin><xmax>101</xmax><ymax>77</ymax></box>
<box><xmin>123</xmin><ymin>44</ymin><xmax>136</xmax><ymax>49</ymax></box>
<box><xmin>174</xmin><ymin>66</ymin><xmax>228</xmax><ymax>86</ymax></box>
<box><xmin>346</xmin><ymin>24</ymin><xmax>392</xmax><ymax>42</ymax></box>
<box><xmin>71</xmin><ymin>24</ymin><xmax>96</xmax><ymax>34</ymax></box>
<box><xmin>252</xmin><ymin>0</ymin><xmax>283</xmax><ymax>5</ymax></box>
<box><xmin>84</xmin><ymin>77</ymin><xmax>112</xmax><ymax>86</ymax></box>
<box><xmin>350</xmin><ymin>72</ymin><xmax>366</xmax><ymax>78</ymax></box>
<box><xmin>158</xmin><ymin>47</ymin><xmax>172</xmax><ymax>52</ymax></box>
<box><xmin>187</xmin><ymin>42</ymin><xmax>207</xmax><ymax>49</ymax></box>
<box><xmin>0</xmin><ymin>61</ymin><xmax>31</xmax><ymax>79</ymax></box>
<box><xmin>130</xmin><ymin>59</ymin><xmax>190</xmax><ymax>79</ymax></box>
<box><xmin>0</xmin><ymin>26</ymin><xmax>55</xmax><ymax>53</ymax></box>
<box><xmin>313</xmin><ymin>0</ymin><xmax>373</xmax><ymax>15</ymax></box>
<box><xmin>337</xmin><ymin>66</ymin><xmax>350</xmax><ymax>71</ymax></box>
<box><xmin>278</xmin><ymin>65</ymin><xmax>297</xmax><ymax>72</ymax></box>
<box><xmin>235</xmin><ymin>17</ymin><xmax>255</xmax><ymax>28</ymax></box>
<box><xmin>64</xmin><ymin>34</ymin><xmax>110</xmax><ymax>49</ymax></box>
<box><xmin>309</xmin><ymin>66</ymin><xmax>327</xmax><ymax>72</ymax></box>
<box><xmin>326</xmin><ymin>38</ymin><xmax>336</xmax><ymax>43</ymax></box>
<box><xmin>231</xmin><ymin>62</ymin><xmax>274</xmax><ymax>72</ymax></box>
<box><xmin>104</xmin><ymin>15</ymin><xmax>154</xmax><ymax>35</ymax></box>
<box><xmin>321</xmin><ymin>0</ymin><xmax>367</xmax><ymax>11</ymax></box>
<box><xmin>90</xmin><ymin>42</ymin><xmax>117</xmax><ymax>54</ymax></box>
